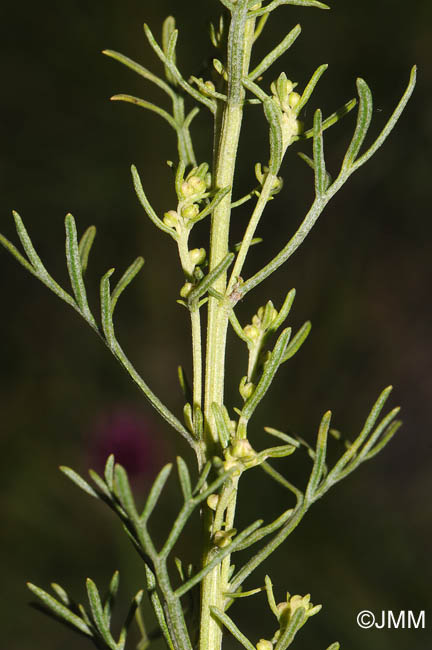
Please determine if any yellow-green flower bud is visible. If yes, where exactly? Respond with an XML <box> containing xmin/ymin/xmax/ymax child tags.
<box><xmin>182</xmin><ymin>203</ymin><xmax>200</xmax><ymax>220</ymax></box>
<box><xmin>180</xmin><ymin>282</ymin><xmax>193</xmax><ymax>298</ymax></box>
<box><xmin>214</xmin><ymin>528</ymin><xmax>236</xmax><ymax>548</ymax></box>
<box><xmin>189</xmin><ymin>247</ymin><xmax>206</xmax><ymax>266</ymax></box>
<box><xmin>163</xmin><ymin>210</ymin><xmax>178</xmax><ymax>228</ymax></box>
<box><xmin>244</xmin><ymin>324</ymin><xmax>260</xmax><ymax>341</ymax></box>
<box><xmin>239</xmin><ymin>376</ymin><xmax>255</xmax><ymax>400</ymax></box>
<box><xmin>180</xmin><ymin>181</ymin><xmax>195</xmax><ymax>198</ymax></box>
<box><xmin>203</xmin><ymin>80</ymin><xmax>215</xmax><ymax>96</ymax></box>
<box><xmin>288</xmin><ymin>91</ymin><xmax>301</xmax><ymax>109</ymax></box>
<box><xmin>231</xmin><ymin>438</ymin><xmax>254</xmax><ymax>459</ymax></box>
<box><xmin>188</xmin><ymin>175</ymin><xmax>207</xmax><ymax>193</ymax></box>
<box><xmin>207</xmin><ymin>494</ymin><xmax>219</xmax><ymax>511</ymax></box>
<box><xmin>256</xmin><ymin>640</ymin><xmax>273</xmax><ymax>650</ymax></box>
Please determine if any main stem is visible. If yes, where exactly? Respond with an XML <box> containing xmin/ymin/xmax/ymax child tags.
<box><xmin>200</xmin><ymin>4</ymin><xmax>257</xmax><ymax>650</ymax></box>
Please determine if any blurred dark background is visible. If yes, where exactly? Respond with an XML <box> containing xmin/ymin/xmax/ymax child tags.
<box><xmin>0</xmin><ymin>1</ymin><xmax>431</xmax><ymax>649</ymax></box>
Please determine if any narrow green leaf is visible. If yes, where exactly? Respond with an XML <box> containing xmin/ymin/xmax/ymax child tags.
<box><xmin>326</xmin><ymin>644</ymin><xmax>340</xmax><ymax>650</ymax></box>
<box><xmin>103</xmin><ymin>571</ymin><xmax>119</xmax><ymax>622</ymax></box>
<box><xmin>341</xmin><ymin>78</ymin><xmax>373</xmax><ymax>169</ymax></box>
<box><xmin>86</xmin><ymin>578</ymin><xmax>117</xmax><ymax>649</ymax></box>
<box><xmin>78</xmin><ymin>225</ymin><xmax>96</xmax><ymax>275</ymax></box>
<box><xmin>363</xmin><ymin>419</ymin><xmax>402</xmax><ymax>461</ymax></box>
<box><xmin>260</xmin><ymin>461</ymin><xmax>303</xmax><ymax>500</ymax></box>
<box><xmin>27</xmin><ymin>583</ymin><xmax>92</xmax><ymax>636</ymax></box>
<box><xmin>235</xmin><ymin>507</ymin><xmax>295</xmax><ymax>551</ymax></box>
<box><xmin>60</xmin><ymin>466</ymin><xmax>99</xmax><ymax>498</ymax></box>
<box><xmin>50</xmin><ymin>583</ymin><xmax>70</xmax><ymax>606</ymax></box>
<box><xmin>177</xmin><ymin>456</ymin><xmax>192</xmax><ymax>500</ymax></box>
<box><xmin>191</xmin><ymin>186</ymin><xmax>231</xmax><ymax>223</ymax></box>
<box><xmin>114</xmin><ymin>464</ymin><xmax>139</xmax><ymax>521</ymax></box>
<box><xmin>188</xmin><ymin>252</ymin><xmax>235</xmax><ymax>304</ymax></box>
<box><xmin>242</xmin><ymin>328</ymin><xmax>291</xmax><ymax>420</ymax></box>
<box><xmin>111</xmin><ymin>257</ymin><xmax>144</xmax><ymax>314</ymax></box>
<box><xmin>274</xmin><ymin>606</ymin><xmax>306</xmax><ymax>650</ymax></box>
<box><xmin>178</xmin><ymin>366</ymin><xmax>193</xmax><ymax>403</ymax></box>
<box><xmin>264</xmin><ymin>427</ymin><xmax>300</xmax><ymax>447</ymax></box>
<box><xmin>296</xmin><ymin>64</ymin><xmax>328</xmax><ymax>114</ymax></box>
<box><xmin>265</xmin><ymin>575</ymin><xmax>280</xmax><ymax>618</ymax></box>
<box><xmin>282</xmin><ymin>321</ymin><xmax>311</xmax><ymax>362</ymax></box>
<box><xmin>298</xmin><ymin>152</ymin><xmax>332</xmax><ymax>190</ymax></box>
<box><xmin>65</xmin><ymin>214</ymin><xmax>96</xmax><ymax>326</ymax></box>
<box><xmin>313</xmin><ymin>109</ymin><xmax>326</xmax><ymax>197</ymax></box>
<box><xmin>264</xmin><ymin>97</ymin><xmax>284</xmax><ymax>173</ymax></box>
<box><xmin>352</xmin><ymin>66</ymin><xmax>417</xmax><ymax>171</ymax></box>
<box><xmin>193</xmin><ymin>461</ymin><xmax>211</xmax><ymax>496</ymax></box>
<box><xmin>210</xmin><ymin>607</ymin><xmax>256</xmax><ymax>650</ymax></box>
<box><xmin>102</xmin><ymin>49</ymin><xmax>176</xmax><ymax>100</ymax></box>
<box><xmin>144</xmin><ymin>566</ymin><xmax>175</xmax><ymax>650</ymax></box>
<box><xmin>249</xmin><ymin>24</ymin><xmax>301</xmax><ymax>81</ymax></box>
<box><xmin>270</xmin><ymin>288</ymin><xmax>296</xmax><ymax>332</ymax></box>
<box><xmin>141</xmin><ymin>463</ymin><xmax>173</xmax><ymax>523</ymax></box>
<box><xmin>121</xmin><ymin>590</ymin><xmax>144</xmax><ymax>639</ymax></box>
<box><xmin>355</xmin><ymin>407</ymin><xmax>401</xmax><ymax>464</ymax></box>
<box><xmin>306</xmin><ymin>410</ymin><xmax>331</xmax><ymax>500</ymax></box>
<box><xmin>104</xmin><ymin>454</ymin><xmax>115</xmax><ymax>491</ymax></box>
<box><xmin>89</xmin><ymin>469</ymin><xmax>112</xmax><ymax>499</ymax></box>
<box><xmin>100</xmin><ymin>269</ymin><xmax>116</xmax><ymax>348</ymax></box>
<box><xmin>111</xmin><ymin>94</ymin><xmax>177</xmax><ymax>129</ymax></box>
<box><xmin>299</xmin><ymin>98</ymin><xmax>357</xmax><ymax>141</ymax></box>
<box><xmin>131</xmin><ymin>165</ymin><xmax>177</xmax><ymax>238</ymax></box>
<box><xmin>0</xmin><ymin>231</ymin><xmax>38</xmax><ymax>277</ymax></box>
<box><xmin>250</xmin><ymin>0</ymin><xmax>330</xmax><ymax>18</ymax></box>
<box><xmin>12</xmin><ymin>211</ymin><xmax>76</xmax><ymax>308</ymax></box>
<box><xmin>193</xmin><ymin>404</ymin><xmax>204</xmax><ymax>440</ymax></box>
<box><xmin>212</xmin><ymin>403</ymin><xmax>231</xmax><ymax>448</ymax></box>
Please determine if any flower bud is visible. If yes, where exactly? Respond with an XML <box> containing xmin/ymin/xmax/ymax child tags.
<box><xmin>256</xmin><ymin>640</ymin><xmax>273</xmax><ymax>650</ymax></box>
<box><xmin>231</xmin><ymin>438</ymin><xmax>254</xmax><ymax>459</ymax></box>
<box><xmin>188</xmin><ymin>175</ymin><xmax>207</xmax><ymax>193</ymax></box>
<box><xmin>180</xmin><ymin>282</ymin><xmax>193</xmax><ymax>298</ymax></box>
<box><xmin>214</xmin><ymin>528</ymin><xmax>236</xmax><ymax>548</ymax></box>
<box><xmin>182</xmin><ymin>204</ymin><xmax>200</xmax><ymax>220</ymax></box>
<box><xmin>189</xmin><ymin>247</ymin><xmax>206</xmax><ymax>266</ymax></box>
<box><xmin>244</xmin><ymin>324</ymin><xmax>260</xmax><ymax>341</ymax></box>
<box><xmin>288</xmin><ymin>91</ymin><xmax>301</xmax><ymax>109</ymax></box>
<box><xmin>163</xmin><ymin>210</ymin><xmax>178</xmax><ymax>228</ymax></box>
<box><xmin>207</xmin><ymin>494</ymin><xmax>219</xmax><ymax>511</ymax></box>
<box><xmin>180</xmin><ymin>181</ymin><xmax>196</xmax><ymax>198</ymax></box>
<box><xmin>239</xmin><ymin>376</ymin><xmax>255</xmax><ymax>401</ymax></box>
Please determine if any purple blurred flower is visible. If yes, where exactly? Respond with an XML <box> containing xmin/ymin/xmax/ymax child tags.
<box><xmin>87</xmin><ymin>406</ymin><xmax>163</xmax><ymax>480</ymax></box>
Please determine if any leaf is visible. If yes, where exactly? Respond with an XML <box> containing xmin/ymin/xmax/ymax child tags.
<box><xmin>78</xmin><ymin>225</ymin><xmax>96</xmax><ymax>275</ymax></box>
<box><xmin>59</xmin><ymin>466</ymin><xmax>99</xmax><ymax>499</ymax></box>
<box><xmin>65</xmin><ymin>214</ymin><xmax>96</xmax><ymax>326</ymax></box>
<box><xmin>193</xmin><ymin>461</ymin><xmax>212</xmax><ymax>496</ymax></box>
<box><xmin>131</xmin><ymin>165</ymin><xmax>177</xmax><ymax>238</ymax></box>
<box><xmin>177</xmin><ymin>457</ymin><xmax>192</xmax><ymax>500</ymax></box>
<box><xmin>50</xmin><ymin>583</ymin><xmax>71</xmax><ymax>606</ymax></box>
<box><xmin>27</xmin><ymin>583</ymin><xmax>92</xmax><ymax>637</ymax></box>
<box><xmin>242</xmin><ymin>328</ymin><xmax>291</xmax><ymax>420</ymax></box>
<box><xmin>270</xmin><ymin>288</ymin><xmax>296</xmax><ymax>332</ymax></box>
<box><xmin>102</xmin><ymin>49</ymin><xmax>176</xmax><ymax>100</ymax></box>
<box><xmin>250</xmin><ymin>0</ymin><xmax>330</xmax><ymax>18</ymax></box>
<box><xmin>103</xmin><ymin>571</ymin><xmax>120</xmax><ymax>622</ymax></box>
<box><xmin>111</xmin><ymin>257</ymin><xmax>145</xmax><ymax>314</ymax></box>
<box><xmin>86</xmin><ymin>578</ymin><xmax>117</xmax><ymax>649</ymax></box>
<box><xmin>104</xmin><ymin>454</ymin><xmax>115</xmax><ymax>491</ymax></box>
<box><xmin>305</xmin><ymin>410</ymin><xmax>331</xmax><ymax>500</ymax></box>
<box><xmin>210</xmin><ymin>607</ymin><xmax>256</xmax><ymax>650</ymax></box>
<box><xmin>341</xmin><ymin>78</ymin><xmax>373</xmax><ymax>169</ymax></box>
<box><xmin>188</xmin><ymin>252</ymin><xmax>235</xmax><ymax>304</ymax></box>
<box><xmin>114</xmin><ymin>464</ymin><xmax>139</xmax><ymax>521</ymax></box>
<box><xmin>312</xmin><ymin>109</ymin><xmax>326</xmax><ymax>197</ymax></box>
<box><xmin>141</xmin><ymin>464</ymin><xmax>173</xmax><ymax>523</ymax></box>
<box><xmin>263</xmin><ymin>97</ymin><xmax>284</xmax><ymax>173</ymax></box>
<box><xmin>274</xmin><ymin>606</ymin><xmax>306</xmax><ymax>650</ymax></box>
<box><xmin>212</xmin><ymin>403</ymin><xmax>231</xmax><ymax>448</ymax></box>
<box><xmin>100</xmin><ymin>268</ymin><xmax>116</xmax><ymax>348</ymax></box>
<box><xmin>282</xmin><ymin>321</ymin><xmax>311</xmax><ymax>362</ymax></box>
<box><xmin>249</xmin><ymin>24</ymin><xmax>301</xmax><ymax>81</ymax></box>
<box><xmin>111</xmin><ymin>94</ymin><xmax>177</xmax><ymax>129</ymax></box>
<box><xmin>295</xmin><ymin>64</ymin><xmax>328</xmax><ymax>114</ymax></box>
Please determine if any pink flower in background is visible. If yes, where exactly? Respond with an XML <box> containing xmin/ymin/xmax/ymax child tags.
<box><xmin>87</xmin><ymin>407</ymin><xmax>163</xmax><ymax>480</ymax></box>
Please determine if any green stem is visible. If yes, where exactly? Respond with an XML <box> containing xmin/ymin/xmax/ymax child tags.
<box><xmin>200</xmin><ymin>4</ymin><xmax>257</xmax><ymax>650</ymax></box>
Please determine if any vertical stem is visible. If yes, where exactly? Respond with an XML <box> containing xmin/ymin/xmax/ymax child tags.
<box><xmin>200</xmin><ymin>4</ymin><xmax>257</xmax><ymax>650</ymax></box>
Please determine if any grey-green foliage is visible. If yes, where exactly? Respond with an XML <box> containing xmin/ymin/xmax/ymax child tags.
<box><xmin>1</xmin><ymin>1</ymin><xmax>415</xmax><ymax>650</ymax></box>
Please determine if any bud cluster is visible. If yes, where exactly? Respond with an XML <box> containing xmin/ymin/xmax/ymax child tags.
<box><xmin>255</xmin><ymin>163</ymin><xmax>283</xmax><ymax>197</ymax></box>
<box><xmin>163</xmin><ymin>162</ymin><xmax>211</xmax><ymax>233</ymax></box>
<box><xmin>270</xmin><ymin>72</ymin><xmax>303</xmax><ymax>150</ymax></box>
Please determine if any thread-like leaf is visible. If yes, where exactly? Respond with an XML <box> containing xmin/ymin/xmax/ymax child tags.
<box><xmin>265</xmin><ymin>575</ymin><xmax>280</xmax><ymax>618</ymax></box>
<box><xmin>270</xmin><ymin>288</ymin><xmax>296</xmax><ymax>332</ymax></box>
<box><xmin>141</xmin><ymin>463</ymin><xmax>173</xmax><ymax>523</ymax></box>
<box><xmin>50</xmin><ymin>583</ymin><xmax>70</xmax><ymax>606</ymax></box>
<box><xmin>89</xmin><ymin>469</ymin><xmax>111</xmax><ymax>499</ymax></box>
<box><xmin>249</xmin><ymin>24</ymin><xmax>301</xmax><ymax>81</ymax></box>
<box><xmin>60</xmin><ymin>466</ymin><xmax>99</xmax><ymax>498</ymax></box>
<box><xmin>250</xmin><ymin>0</ymin><xmax>330</xmax><ymax>18</ymax></box>
<box><xmin>111</xmin><ymin>257</ymin><xmax>144</xmax><ymax>314</ymax></box>
<box><xmin>104</xmin><ymin>454</ymin><xmax>115</xmax><ymax>492</ymax></box>
<box><xmin>78</xmin><ymin>225</ymin><xmax>96</xmax><ymax>275</ymax></box>
<box><xmin>296</xmin><ymin>64</ymin><xmax>328</xmax><ymax>114</ymax></box>
<box><xmin>102</xmin><ymin>50</ymin><xmax>176</xmax><ymax>99</ymax></box>
<box><xmin>363</xmin><ymin>419</ymin><xmax>402</xmax><ymax>461</ymax></box>
<box><xmin>65</xmin><ymin>214</ymin><xmax>96</xmax><ymax>326</ymax></box>
<box><xmin>177</xmin><ymin>457</ymin><xmax>192</xmax><ymax>500</ymax></box>
<box><xmin>27</xmin><ymin>583</ymin><xmax>92</xmax><ymax>636</ymax></box>
<box><xmin>263</xmin><ymin>97</ymin><xmax>284</xmax><ymax>173</ymax></box>
<box><xmin>242</xmin><ymin>328</ymin><xmax>291</xmax><ymax>420</ymax></box>
<box><xmin>115</xmin><ymin>464</ymin><xmax>139</xmax><ymax>520</ymax></box>
<box><xmin>193</xmin><ymin>461</ymin><xmax>212</xmax><ymax>495</ymax></box>
<box><xmin>326</xmin><ymin>644</ymin><xmax>340</xmax><ymax>650</ymax></box>
<box><xmin>191</xmin><ymin>186</ymin><xmax>231</xmax><ymax>223</ymax></box>
<box><xmin>313</xmin><ymin>109</ymin><xmax>326</xmax><ymax>197</ymax></box>
<box><xmin>299</xmin><ymin>98</ymin><xmax>357</xmax><ymax>141</ymax></box>
<box><xmin>86</xmin><ymin>578</ymin><xmax>117</xmax><ymax>649</ymax></box>
<box><xmin>188</xmin><ymin>252</ymin><xmax>234</xmax><ymax>304</ymax></box>
<box><xmin>274</xmin><ymin>606</ymin><xmax>307</xmax><ymax>650</ymax></box>
<box><xmin>210</xmin><ymin>607</ymin><xmax>256</xmax><ymax>650</ymax></box>
<box><xmin>103</xmin><ymin>571</ymin><xmax>119</xmax><ymax>622</ymax></box>
<box><xmin>282</xmin><ymin>321</ymin><xmax>311</xmax><ymax>362</ymax></box>
<box><xmin>306</xmin><ymin>410</ymin><xmax>331</xmax><ymax>500</ymax></box>
<box><xmin>131</xmin><ymin>165</ymin><xmax>177</xmax><ymax>238</ymax></box>
<box><xmin>111</xmin><ymin>94</ymin><xmax>177</xmax><ymax>129</ymax></box>
<box><xmin>341</xmin><ymin>78</ymin><xmax>373</xmax><ymax>169</ymax></box>
<box><xmin>212</xmin><ymin>403</ymin><xmax>231</xmax><ymax>448</ymax></box>
<box><xmin>100</xmin><ymin>269</ymin><xmax>116</xmax><ymax>347</ymax></box>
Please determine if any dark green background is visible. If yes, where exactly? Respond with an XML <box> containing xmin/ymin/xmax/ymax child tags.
<box><xmin>1</xmin><ymin>1</ymin><xmax>431</xmax><ymax>649</ymax></box>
